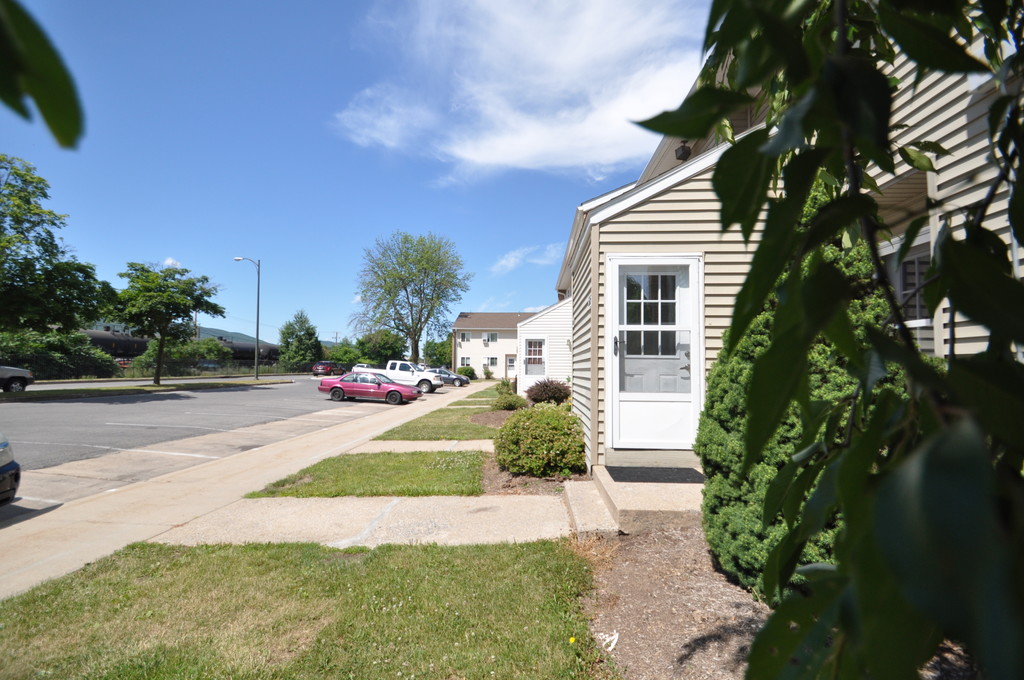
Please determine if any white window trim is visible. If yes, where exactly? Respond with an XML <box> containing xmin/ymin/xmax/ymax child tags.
<box><xmin>525</xmin><ymin>338</ymin><xmax>545</xmax><ymax>376</ymax></box>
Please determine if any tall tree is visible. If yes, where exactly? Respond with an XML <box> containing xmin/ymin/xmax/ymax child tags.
<box><xmin>328</xmin><ymin>337</ymin><xmax>361</xmax><ymax>367</ymax></box>
<box><xmin>355</xmin><ymin>330</ymin><xmax>407</xmax><ymax>366</ymax></box>
<box><xmin>352</xmin><ymin>231</ymin><xmax>472</xmax><ymax>362</ymax></box>
<box><xmin>0</xmin><ymin>155</ymin><xmax>113</xmax><ymax>331</ymax></box>
<box><xmin>278</xmin><ymin>310</ymin><xmax>323</xmax><ymax>371</ymax></box>
<box><xmin>642</xmin><ymin>1</ymin><xmax>1024</xmax><ymax>676</ymax></box>
<box><xmin>111</xmin><ymin>263</ymin><xmax>224</xmax><ymax>385</ymax></box>
<box><xmin>422</xmin><ymin>333</ymin><xmax>453</xmax><ymax>367</ymax></box>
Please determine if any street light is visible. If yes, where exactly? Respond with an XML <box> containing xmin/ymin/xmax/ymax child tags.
<box><xmin>233</xmin><ymin>256</ymin><xmax>261</xmax><ymax>380</ymax></box>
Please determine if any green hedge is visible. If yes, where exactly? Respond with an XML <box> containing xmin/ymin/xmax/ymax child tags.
<box><xmin>695</xmin><ymin>240</ymin><xmax>895</xmax><ymax>598</ymax></box>
<box><xmin>494</xmin><ymin>403</ymin><xmax>585</xmax><ymax>478</ymax></box>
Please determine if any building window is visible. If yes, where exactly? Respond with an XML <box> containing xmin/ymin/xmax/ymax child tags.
<box><xmin>460</xmin><ymin>356</ymin><xmax>471</xmax><ymax>367</ymax></box>
<box><xmin>485</xmin><ymin>332</ymin><xmax>498</xmax><ymax>343</ymax></box>
<box><xmin>525</xmin><ymin>339</ymin><xmax>545</xmax><ymax>375</ymax></box>
<box><xmin>459</xmin><ymin>332</ymin><xmax>470</xmax><ymax>342</ymax></box>
<box><xmin>485</xmin><ymin>356</ymin><xmax>498</xmax><ymax>367</ymax></box>
<box><xmin>887</xmin><ymin>244</ymin><xmax>932</xmax><ymax>323</ymax></box>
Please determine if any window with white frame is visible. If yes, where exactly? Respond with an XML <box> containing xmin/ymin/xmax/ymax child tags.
<box><xmin>885</xmin><ymin>243</ymin><xmax>932</xmax><ymax>323</ymax></box>
<box><xmin>525</xmin><ymin>339</ymin><xmax>545</xmax><ymax>375</ymax></box>
<box><xmin>459</xmin><ymin>332</ymin><xmax>470</xmax><ymax>342</ymax></box>
<box><xmin>485</xmin><ymin>356</ymin><xmax>498</xmax><ymax>367</ymax></box>
<box><xmin>485</xmin><ymin>332</ymin><xmax>498</xmax><ymax>343</ymax></box>
<box><xmin>460</xmin><ymin>356</ymin><xmax>471</xmax><ymax>367</ymax></box>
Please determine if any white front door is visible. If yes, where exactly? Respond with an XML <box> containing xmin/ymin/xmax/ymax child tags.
<box><xmin>608</xmin><ymin>255</ymin><xmax>702</xmax><ymax>449</ymax></box>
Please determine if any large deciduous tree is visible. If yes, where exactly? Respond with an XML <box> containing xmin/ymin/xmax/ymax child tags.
<box><xmin>642</xmin><ymin>1</ymin><xmax>1024</xmax><ymax>677</ymax></box>
<box><xmin>0</xmin><ymin>154</ymin><xmax>112</xmax><ymax>331</ymax></box>
<box><xmin>355</xmin><ymin>330</ymin><xmax>407</xmax><ymax>366</ymax></box>
<box><xmin>111</xmin><ymin>263</ymin><xmax>224</xmax><ymax>385</ymax></box>
<box><xmin>352</xmin><ymin>231</ymin><xmax>472</xmax><ymax>363</ymax></box>
<box><xmin>278</xmin><ymin>310</ymin><xmax>323</xmax><ymax>371</ymax></box>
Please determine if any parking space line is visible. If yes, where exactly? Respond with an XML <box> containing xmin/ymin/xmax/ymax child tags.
<box><xmin>105</xmin><ymin>422</ymin><xmax>232</xmax><ymax>432</ymax></box>
<box><xmin>12</xmin><ymin>441</ymin><xmax>220</xmax><ymax>459</ymax></box>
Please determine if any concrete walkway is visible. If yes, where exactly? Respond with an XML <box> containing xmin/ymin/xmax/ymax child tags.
<box><xmin>0</xmin><ymin>382</ymin><xmax>621</xmax><ymax>600</ymax></box>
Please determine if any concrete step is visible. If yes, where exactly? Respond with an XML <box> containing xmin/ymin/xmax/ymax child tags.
<box><xmin>562</xmin><ymin>480</ymin><xmax>619</xmax><ymax>537</ymax></box>
<box><xmin>591</xmin><ymin>465</ymin><xmax>703</xmax><ymax>534</ymax></box>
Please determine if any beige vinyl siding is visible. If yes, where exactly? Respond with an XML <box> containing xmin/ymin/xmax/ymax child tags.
<box><xmin>570</xmin><ymin>238</ymin><xmax>595</xmax><ymax>466</ymax></box>
<box><xmin>589</xmin><ymin>167</ymin><xmax>756</xmax><ymax>459</ymax></box>
<box><xmin>876</xmin><ymin>56</ymin><xmax>1023</xmax><ymax>358</ymax></box>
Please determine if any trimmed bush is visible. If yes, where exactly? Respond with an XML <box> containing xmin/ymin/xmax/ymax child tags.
<box><xmin>695</xmin><ymin>238</ymin><xmax>895</xmax><ymax>598</ymax></box>
<box><xmin>525</xmin><ymin>378</ymin><xmax>570</xmax><ymax>405</ymax></box>
<box><xmin>494</xmin><ymin>403</ymin><xmax>585</xmax><ymax>478</ymax></box>
<box><xmin>496</xmin><ymin>378</ymin><xmax>514</xmax><ymax>395</ymax></box>
<box><xmin>456</xmin><ymin>366</ymin><xmax>477</xmax><ymax>380</ymax></box>
<box><xmin>493</xmin><ymin>393</ymin><xmax>528</xmax><ymax>411</ymax></box>
<box><xmin>483</xmin><ymin>365</ymin><xmax>494</xmax><ymax>379</ymax></box>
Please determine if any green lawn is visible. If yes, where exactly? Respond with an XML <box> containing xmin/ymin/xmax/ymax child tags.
<box><xmin>0</xmin><ymin>541</ymin><xmax>611</xmax><ymax>679</ymax></box>
<box><xmin>375</xmin><ymin>407</ymin><xmax>498</xmax><ymax>440</ymax></box>
<box><xmin>248</xmin><ymin>450</ymin><xmax>485</xmax><ymax>498</ymax></box>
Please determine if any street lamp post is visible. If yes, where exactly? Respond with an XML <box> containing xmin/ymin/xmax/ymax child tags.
<box><xmin>233</xmin><ymin>256</ymin><xmax>261</xmax><ymax>380</ymax></box>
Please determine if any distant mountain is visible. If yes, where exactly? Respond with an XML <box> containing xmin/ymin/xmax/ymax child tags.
<box><xmin>198</xmin><ymin>327</ymin><xmax>260</xmax><ymax>345</ymax></box>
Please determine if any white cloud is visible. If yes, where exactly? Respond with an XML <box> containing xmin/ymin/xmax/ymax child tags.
<box><xmin>527</xmin><ymin>243</ymin><xmax>564</xmax><ymax>266</ymax></box>
<box><xmin>351</xmin><ymin>294</ymin><xmax>362</xmax><ymax>304</ymax></box>
<box><xmin>523</xmin><ymin>304</ymin><xmax>549</xmax><ymax>313</ymax></box>
<box><xmin>163</xmin><ymin>257</ymin><xmax>181</xmax><ymax>267</ymax></box>
<box><xmin>490</xmin><ymin>246</ymin><xmax>536</xmax><ymax>275</ymax></box>
<box><xmin>336</xmin><ymin>0</ymin><xmax>707</xmax><ymax>178</ymax></box>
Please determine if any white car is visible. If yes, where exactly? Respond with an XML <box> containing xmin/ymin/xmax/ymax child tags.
<box><xmin>0</xmin><ymin>432</ymin><xmax>20</xmax><ymax>506</ymax></box>
<box><xmin>0</xmin><ymin>365</ymin><xmax>34</xmax><ymax>392</ymax></box>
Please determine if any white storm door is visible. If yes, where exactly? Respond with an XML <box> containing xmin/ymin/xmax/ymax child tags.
<box><xmin>609</xmin><ymin>256</ymin><xmax>701</xmax><ymax>449</ymax></box>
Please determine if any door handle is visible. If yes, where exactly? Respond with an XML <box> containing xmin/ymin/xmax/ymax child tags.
<box><xmin>613</xmin><ymin>336</ymin><xmax>619</xmax><ymax>355</ymax></box>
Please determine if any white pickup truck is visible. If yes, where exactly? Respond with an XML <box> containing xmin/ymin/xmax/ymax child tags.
<box><xmin>0</xmin><ymin>365</ymin><xmax>34</xmax><ymax>392</ymax></box>
<box><xmin>354</xmin><ymin>360</ymin><xmax>444</xmax><ymax>393</ymax></box>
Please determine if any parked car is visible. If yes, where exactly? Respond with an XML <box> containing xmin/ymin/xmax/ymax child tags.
<box><xmin>318</xmin><ymin>372</ymin><xmax>421</xmax><ymax>405</ymax></box>
<box><xmin>0</xmin><ymin>365</ymin><xmax>34</xmax><ymax>392</ymax></box>
<box><xmin>353</xmin><ymin>360</ymin><xmax>444</xmax><ymax>393</ymax></box>
<box><xmin>311</xmin><ymin>361</ymin><xmax>344</xmax><ymax>376</ymax></box>
<box><xmin>0</xmin><ymin>432</ymin><xmax>20</xmax><ymax>506</ymax></box>
<box><xmin>426</xmin><ymin>367</ymin><xmax>470</xmax><ymax>387</ymax></box>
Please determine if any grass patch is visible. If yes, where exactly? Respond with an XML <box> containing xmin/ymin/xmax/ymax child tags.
<box><xmin>450</xmin><ymin>398</ymin><xmax>496</xmax><ymax>406</ymax></box>
<box><xmin>470</xmin><ymin>385</ymin><xmax>500</xmax><ymax>399</ymax></box>
<box><xmin>249</xmin><ymin>450</ymin><xmax>485</xmax><ymax>497</ymax></box>
<box><xmin>375</xmin><ymin>407</ymin><xmax>498</xmax><ymax>440</ymax></box>
<box><xmin>0</xmin><ymin>541</ymin><xmax>610</xmax><ymax>679</ymax></box>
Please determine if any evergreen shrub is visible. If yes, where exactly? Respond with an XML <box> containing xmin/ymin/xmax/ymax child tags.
<box><xmin>525</xmin><ymin>378</ymin><xmax>571</xmax><ymax>405</ymax></box>
<box><xmin>695</xmin><ymin>239</ymin><xmax>895</xmax><ymax>598</ymax></box>
<box><xmin>493</xmin><ymin>393</ymin><xmax>527</xmax><ymax>411</ymax></box>
<box><xmin>456</xmin><ymin>366</ymin><xmax>477</xmax><ymax>380</ymax></box>
<box><xmin>494</xmin><ymin>403</ymin><xmax>586</xmax><ymax>478</ymax></box>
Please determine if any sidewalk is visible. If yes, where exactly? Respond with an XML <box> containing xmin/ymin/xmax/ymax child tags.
<box><xmin>0</xmin><ymin>382</ymin><xmax>618</xmax><ymax>600</ymax></box>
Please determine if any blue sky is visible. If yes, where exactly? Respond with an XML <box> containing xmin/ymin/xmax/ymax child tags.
<box><xmin>6</xmin><ymin>0</ymin><xmax>708</xmax><ymax>344</ymax></box>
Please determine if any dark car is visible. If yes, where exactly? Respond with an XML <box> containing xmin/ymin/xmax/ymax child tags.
<box><xmin>311</xmin><ymin>361</ymin><xmax>344</xmax><ymax>376</ymax></box>
<box><xmin>426</xmin><ymin>367</ymin><xmax>470</xmax><ymax>387</ymax></box>
<box><xmin>0</xmin><ymin>432</ymin><xmax>21</xmax><ymax>506</ymax></box>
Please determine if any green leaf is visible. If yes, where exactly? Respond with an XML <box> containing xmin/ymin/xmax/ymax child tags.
<box><xmin>714</xmin><ymin>128</ymin><xmax>773</xmax><ymax>238</ymax></box>
<box><xmin>1010</xmin><ymin>180</ymin><xmax>1024</xmax><ymax>251</ymax></box>
<box><xmin>637</xmin><ymin>87</ymin><xmax>755</xmax><ymax>140</ymax></box>
<box><xmin>908</xmin><ymin>139</ymin><xmax>951</xmax><ymax>156</ymax></box>
<box><xmin>0</xmin><ymin>0</ymin><xmax>83</xmax><ymax>147</ymax></box>
<box><xmin>822</xmin><ymin>56</ymin><xmax>894</xmax><ymax>171</ymax></box>
<box><xmin>763</xmin><ymin>457</ymin><xmax>803</xmax><ymax>528</ymax></box>
<box><xmin>875</xmin><ymin>419</ymin><xmax>1024</xmax><ymax>679</ymax></box>
<box><xmin>761</xmin><ymin>89</ymin><xmax>817</xmax><ymax>156</ymax></box>
<box><xmin>898</xmin><ymin>145</ymin><xmax>936</xmax><ymax>171</ymax></box>
<box><xmin>747</xmin><ymin>577</ymin><xmax>845</xmax><ymax>679</ymax></box>
<box><xmin>942</xmin><ymin>236</ymin><xmax>1024</xmax><ymax>343</ymax></box>
<box><xmin>879</xmin><ymin>4</ymin><xmax>990</xmax><ymax>73</ymax></box>
<box><xmin>800</xmin><ymin>195</ymin><xmax>876</xmax><ymax>256</ymax></box>
<box><xmin>948</xmin><ymin>356</ymin><xmax>1024</xmax><ymax>451</ymax></box>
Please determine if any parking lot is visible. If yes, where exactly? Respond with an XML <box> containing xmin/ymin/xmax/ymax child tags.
<box><xmin>0</xmin><ymin>379</ymin><xmax>448</xmax><ymax>518</ymax></box>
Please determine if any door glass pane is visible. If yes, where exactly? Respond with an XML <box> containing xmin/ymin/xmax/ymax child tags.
<box><xmin>617</xmin><ymin>263</ymin><xmax>691</xmax><ymax>394</ymax></box>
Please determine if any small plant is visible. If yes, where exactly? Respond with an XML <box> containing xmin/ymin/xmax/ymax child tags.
<box><xmin>456</xmin><ymin>366</ymin><xmax>477</xmax><ymax>380</ymax></box>
<box><xmin>494</xmin><ymin>403</ymin><xmax>585</xmax><ymax>478</ymax></box>
<box><xmin>493</xmin><ymin>393</ymin><xmax>527</xmax><ymax>411</ymax></box>
<box><xmin>525</xmin><ymin>379</ymin><xmax>571</xmax><ymax>405</ymax></box>
<box><xmin>483</xmin><ymin>365</ymin><xmax>494</xmax><ymax>379</ymax></box>
<box><xmin>496</xmin><ymin>378</ymin><xmax>514</xmax><ymax>395</ymax></box>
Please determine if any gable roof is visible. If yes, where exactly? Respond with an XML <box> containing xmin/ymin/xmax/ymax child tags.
<box><xmin>452</xmin><ymin>311</ymin><xmax>536</xmax><ymax>331</ymax></box>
